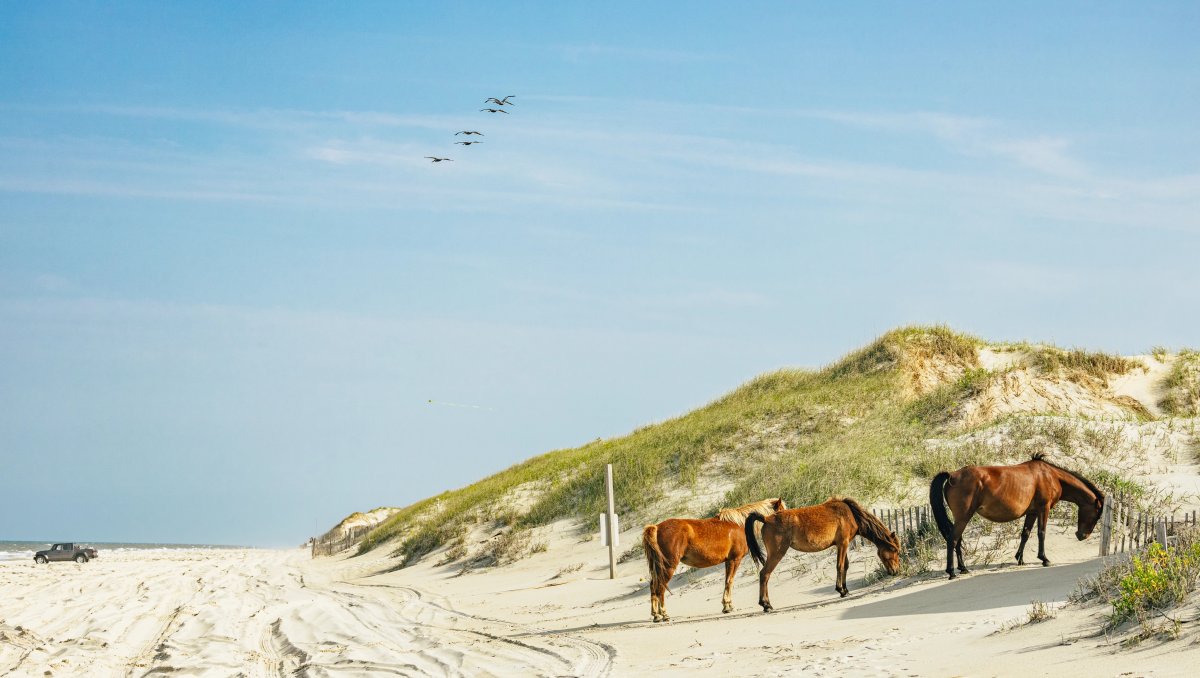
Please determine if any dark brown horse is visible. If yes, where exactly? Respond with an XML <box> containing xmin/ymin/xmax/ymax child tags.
<box><xmin>745</xmin><ymin>497</ymin><xmax>900</xmax><ymax>612</ymax></box>
<box><xmin>929</xmin><ymin>452</ymin><xmax>1105</xmax><ymax>579</ymax></box>
<box><xmin>642</xmin><ymin>498</ymin><xmax>785</xmax><ymax>622</ymax></box>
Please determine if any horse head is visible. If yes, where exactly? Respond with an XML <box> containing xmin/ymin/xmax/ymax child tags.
<box><xmin>1076</xmin><ymin>493</ymin><xmax>1105</xmax><ymax>541</ymax></box>
<box><xmin>877</xmin><ymin>531</ymin><xmax>901</xmax><ymax>575</ymax></box>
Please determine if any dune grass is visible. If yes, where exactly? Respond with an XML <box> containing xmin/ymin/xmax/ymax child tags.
<box><xmin>357</xmin><ymin>325</ymin><xmax>1167</xmax><ymax>568</ymax></box>
<box><xmin>1027</xmin><ymin>346</ymin><xmax>1141</xmax><ymax>384</ymax></box>
<box><xmin>1160</xmin><ymin>349</ymin><xmax>1200</xmax><ymax>417</ymax></box>
<box><xmin>362</xmin><ymin>326</ymin><xmax>985</xmax><ymax>565</ymax></box>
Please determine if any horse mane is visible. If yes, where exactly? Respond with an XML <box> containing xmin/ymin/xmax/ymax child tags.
<box><xmin>835</xmin><ymin>497</ymin><xmax>899</xmax><ymax>549</ymax></box>
<box><xmin>717</xmin><ymin>497</ymin><xmax>786</xmax><ymax>526</ymax></box>
<box><xmin>1030</xmin><ymin>453</ymin><xmax>1105</xmax><ymax>502</ymax></box>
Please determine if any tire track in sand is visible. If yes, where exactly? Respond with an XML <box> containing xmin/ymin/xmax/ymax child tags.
<box><xmin>331</xmin><ymin>581</ymin><xmax>615</xmax><ymax>677</ymax></box>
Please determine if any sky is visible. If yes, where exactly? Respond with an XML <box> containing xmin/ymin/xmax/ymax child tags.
<box><xmin>1</xmin><ymin>2</ymin><xmax>1198</xmax><ymax>546</ymax></box>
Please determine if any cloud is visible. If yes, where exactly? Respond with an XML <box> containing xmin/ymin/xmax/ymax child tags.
<box><xmin>548</xmin><ymin>43</ymin><xmax>720</xmax><ymax>64</ymax></box>
<box><xmin>796</xmin><ymin>109</ymin><xmax>1088</xmax><ymax>178</ymax></box>
<box><xmin>2</xmin><ymin>100</ymin><xmax>1197</xmax><ymax>232</ymax></box>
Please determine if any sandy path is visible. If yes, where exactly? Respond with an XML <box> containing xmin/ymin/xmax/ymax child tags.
<box><xmin>383</xmin><ymin>521</ymin><xmax>1198</xmax><ymax>677</ymax></box>
<box><xmin>3</xmin><ymin>529</ymin><xmax>1195</xmax><ymax>676</ymax></box>
<box><xmin>0</xmin><ymin>548</ymin><xmax>612</xmax><ymax>677</ymax></box>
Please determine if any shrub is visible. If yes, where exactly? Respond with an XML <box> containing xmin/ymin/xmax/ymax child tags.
<box><xmin>1074</xmin><ymin>528</ymin><xmax>1200</xmax><ymax>635</ymax></box>
<box><xmin>1026</xmin><ymin>599</ymin><xmax>1055</xmax><ymax>623</ymax></box>
<box><xmin>1110</xmin><ymin>539</ymin><xmax>1200</xmax><ymax>627</ymax></box>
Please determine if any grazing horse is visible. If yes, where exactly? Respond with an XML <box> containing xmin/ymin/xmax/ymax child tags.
<box><xmin>745</xmin><ymin>497</ymin><xmax>900</xmax><ymax>611</ymax></box>
<box><xmin>929</xmin><ymin>452</ymin><xmax>1105</xmax><ymax>580</ymax></box>
<box><xmin>642</xmin><ymin>498</ymin><xmax>786</xmax><ymax>622</ymax></box>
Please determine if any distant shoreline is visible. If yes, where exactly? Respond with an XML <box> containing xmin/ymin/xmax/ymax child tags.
<box><xmin>0</xmin><ymin>541</ymin><xmax>252</xmax><ymax>561</ymax></box>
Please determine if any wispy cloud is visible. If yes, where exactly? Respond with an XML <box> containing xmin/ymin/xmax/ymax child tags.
<box><xmin>2</xmin><ymin>100</ymin><xmax>1196</xmax><ymax>232</ymax></box>
<box><xmin>548</xmin><ymin>43</ymin><xmax>721</xmax><ymax>64</ymax></box>
<box><xmin>795</xmin><ymin>109</ymin><xmax>1088</xmax><ymax>178</ymax></box>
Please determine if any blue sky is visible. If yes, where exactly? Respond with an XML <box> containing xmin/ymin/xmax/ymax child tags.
<box><xmin>2</xmin><ymin>2</ymin><xmax>1197</xmax><ymax>546</ymax></box>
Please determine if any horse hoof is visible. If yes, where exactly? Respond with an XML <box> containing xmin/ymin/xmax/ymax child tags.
<box><xmin>947</xmin><ymin>572</ymin><xmax>957</xmax><ymax>580</ymax></box>
<box><xmin>957</xmin><ymin>567</ymin><xmax>969</xmax><ymax>574</ymax></box>
<box><xmin>1041</xmin><ymin>560</ymin><xmax>1051</xmax><ymax>567</ymax></box>
<box><xmin>839</xmin><ymin>590</ymin><xmax>848</xmax><ymax>598</ymax></box>
<box><xmin>722</xmin><ymin>607</ymin><xmax>732</xmax><ymax>614</ymax></box>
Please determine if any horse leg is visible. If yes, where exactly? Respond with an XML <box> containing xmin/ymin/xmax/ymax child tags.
<box><xmin>1015</xmin><ymin>513</ymin><xmax>1036</xmax><ymax>565</ymax></box>
<box><xmin>722</xmin><ymin>556</ymin><xmax>741</xmax><ymax>614</ymax></box>
<box><xmin>657</xmin><ymin>560</ymin><xmax>679</xmax><ymax>622</ymax></box>
<box><xmin>836</xmin><ymin>540</ymin><xmax>849</xmax><ymax>597</ymax></box>
<box><xmin>952</xmin><ymin>510</ymin><xmax>972</xmax><ymax>575</ymax></box>
<box><xmin>944</xmin><ymin>529</ymin><xmax>955</xmax><ymax>579</ymax></box>
<box><xmin>758</xmin><ymin>547</ymin><xmax>785</xmax><ymax>613</ymax></box>
<box><xmin>1036</xmin><ymin>506</ymin><xmax>1051</xmax><ymax>567</ymax></box>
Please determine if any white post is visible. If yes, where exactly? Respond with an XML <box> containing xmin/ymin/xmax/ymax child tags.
<box><xmin>605</xmin><ymin>464</ymin><xmax>617</xmax><ymax>579</ymax></box>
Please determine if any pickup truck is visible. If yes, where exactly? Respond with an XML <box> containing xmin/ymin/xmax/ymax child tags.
<box><xmin>33</xmin><ymin>543</ymin><xmax>98</xmax><ymax>564</ymax></box>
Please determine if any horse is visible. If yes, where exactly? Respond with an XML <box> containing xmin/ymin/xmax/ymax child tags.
<box><xmin>929</xmin><ymin>452</ymin><xmax>1105</xmax><ymax>580</ymax></box>
<box><xmin>642</xmin><ymin>497</ymin><xmax>786</xmax><ymax>622</ymax></box>
<box><xmin>745</xmin><ymin>497</ymin><xmax>900</xmax><ymax>612</ymax></box>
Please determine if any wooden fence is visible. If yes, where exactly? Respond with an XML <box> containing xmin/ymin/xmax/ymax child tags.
<box><xmin>1098</xmin><ymin>495</ymin><xmax>1199</xmax><ymax>556</ymax></box>
<box><xmin>311</xmin><ymin>525</ymin><xmax>371</xmax><ymax>557</ymax></box>
<box><xmin>854</xmin><ymin>506</ymin><xmax>933</xmax><ymax>549</ymax></box>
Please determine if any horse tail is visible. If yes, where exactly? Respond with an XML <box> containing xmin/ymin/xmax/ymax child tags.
<box><xmin>929</xmin><ymin>472</ymin><xmax>955</xmax><ymax>541</ymax></box>
<box><xmin>642</xmin><ymin>524</ymin><xmax>668</xmax><ymax>590</ymax></box>
<box><xmin>744</xmin><ymin>512</ymin><xmax>767</xmax><ymax>567</ymax></box>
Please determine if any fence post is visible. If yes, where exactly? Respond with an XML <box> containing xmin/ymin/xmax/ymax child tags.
<box><xmin>1155</xmin><ymin>519</ymin><xmax>1168</xmax><ymax>547</ymax></box>
<box><xmin>605</xmin><ymin>463</ymin><xmax>617</xmax><ymax>580</ymax></box>
<box><xmin>1121</xmin><ymin>500</ymin><xmax>1127</xmax><ymax>553</ymax></box>
<box><xmin>1099</xmin><ymin>499</ymin><xmax>1112</xmax><ymax>557</ymax></box>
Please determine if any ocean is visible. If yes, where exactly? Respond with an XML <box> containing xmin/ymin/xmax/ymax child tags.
<box><xmin>0</xmin><ymin>540</ymin><xmax>244</xmax><ymax>562</ymax></box>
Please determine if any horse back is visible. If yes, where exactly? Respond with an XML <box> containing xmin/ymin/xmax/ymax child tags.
<box><xmin>656</xmin><ymin>518</ymin><xmax>745</xmax><ymax>568</ymax></box>
<box><xmin>950</xmin><ymin>462</ymin><xmax>1057</xmax><ymax>520</ymax></box>
<box><xmin>769</xmin><ymin>503</ymin><xmax>849</xmax><ymax>552</ymax></box>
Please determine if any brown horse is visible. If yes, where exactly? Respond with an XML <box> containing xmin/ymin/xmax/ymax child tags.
<box><xmin>642</xmin><ymin>498</ymin><xmax>785</xmax><ymax>622</ymax></box>
<box><xmin>929</xmin><ymin>452</ymin><xmax>1105</xmax><ymax>580</ymax></box>
<box><xmin>745</xmin><ymin>497</ymin><xmax>900</xmax><ymax>612</ymax></box>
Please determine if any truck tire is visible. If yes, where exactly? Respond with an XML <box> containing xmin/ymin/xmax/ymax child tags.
<box><xmin>35</xmin><ymin>555</ymin><xmax>47</xmax><ymax>564</ymax></box>
<box><xmin>75</xmin><ymin>553</ymin><xmax>88</xmax><ymax>563</ymax></box>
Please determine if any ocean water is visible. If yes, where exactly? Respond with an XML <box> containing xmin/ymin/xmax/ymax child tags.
<box><xmin>0</xmin><ymin>540</ymin><xmax>244</xmax><ymax>562</ymax></box>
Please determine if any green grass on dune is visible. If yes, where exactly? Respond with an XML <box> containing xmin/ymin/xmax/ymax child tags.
<box><xmin>362</xmin><ymin>326</ymin><xmax>986</xmax><ymax>565</ymax></box>
<box><xmin>1160</xmin><ymin>349</ymin><xmax>1200</xmax><ymax>417</ymax></box>
<box><xmin>1026</xmin><ymin>345</ymin><xmax>1141</xmax><ymax>384</ymax></box>
<box><xmin>359</xmin><ymin>326</ymin><xmax>1166</xmax><ymax>567</ymax></box>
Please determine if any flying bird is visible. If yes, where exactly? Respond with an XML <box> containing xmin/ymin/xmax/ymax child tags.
<box><xmin>454</xmin><ymin>130</ymin><xmax>484</xmax><ymax>136</ymax></box>
<box><xmin>427</xmin><ymin>399</ymin><xmax>494</xmax><ymax>411</ymax></box>
<box><xmin>454</xmin><ymin>141</ymin><xmax>483</xmax><ymax>146</ymax></box>
<box><xmin>485</xmin><ymin>96</ymin><xmax>515</xmax><ymax>106</ymax></box>
<box><xmin>479</xmin><ymin>108</ymin><xmax>509</xmax><ymax>114</ymax></box>
<box><xmin>425</xmin><ymin>156</ymin><xmax>453</xmax><ymax>162</ymax></box>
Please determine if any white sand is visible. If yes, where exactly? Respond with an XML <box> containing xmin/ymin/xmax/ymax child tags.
<box><xmin>4</xmin><ymin>528</ymin><xmax>1195</xmax><ymax>677</ymax></box>
<box><xmin>0</xmin><ymin>547</ymin><xmax>609</xmax><ymax>676</ymax></box>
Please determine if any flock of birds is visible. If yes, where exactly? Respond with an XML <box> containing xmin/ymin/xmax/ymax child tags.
<box><xmin>425</xmin><ymin>95</ymin><xmax>515</xmax><ymax>163</ymax></box>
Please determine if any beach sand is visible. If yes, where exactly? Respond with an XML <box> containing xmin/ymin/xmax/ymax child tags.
<box><xmin>1</xmin><ymin>524</ymin><xmax>1197</xmax><ymax>677</ymax></box>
